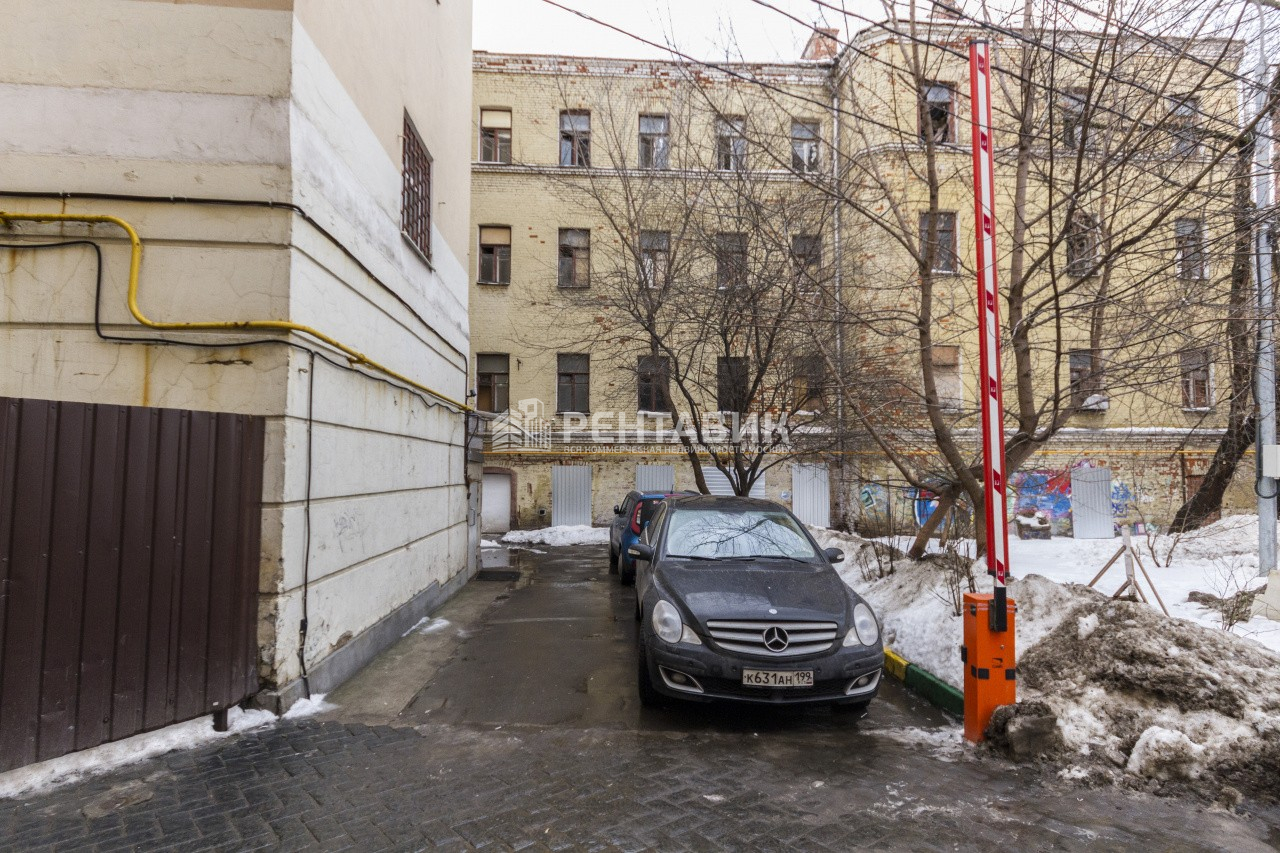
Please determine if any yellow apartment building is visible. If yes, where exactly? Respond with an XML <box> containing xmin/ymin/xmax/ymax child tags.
<box><xmin>470</xmin><ymin>19</ymin><xmax>1254</xmax><ymax>539</ymax></box>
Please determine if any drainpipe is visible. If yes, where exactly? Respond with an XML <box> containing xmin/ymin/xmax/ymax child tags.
<box><xmin>1253</xmin><ymin>0</ymin><xmax>1276</xmax><ymax>579</ymax></box>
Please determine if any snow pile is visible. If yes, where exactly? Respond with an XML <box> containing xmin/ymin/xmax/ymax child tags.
<box><xmin>501</xmin><ymin>525</ymin><xmax>609</xmax><ymax>546</ymax></box>
<box><xmin>812</xmin><ymin>523</ymin><xmax>1280</xmax><ymax>801</ymax></box>
<box><xmin>480</xmin><ymin>539</ymin><xmax>502</xmax><ymax>548</ymax></box>
<box><xmin>0</xmin><ymin>694</ymin><xmax>332</xmax><ymax>800</ymax></box>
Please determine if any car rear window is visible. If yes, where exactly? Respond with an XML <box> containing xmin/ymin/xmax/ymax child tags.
<box><xmin>664</xmin><ymin>508</ymin><xmax>818</xmax><ymax>561</ymax></box>
<box><xmin>639</xmin><ymin>499</ymin><xmax>663</xmax><ymax>526</ymax></box>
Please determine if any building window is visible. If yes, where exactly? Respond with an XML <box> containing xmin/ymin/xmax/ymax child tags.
<box><xmin>639</xmin><ymin>230</ymin><xmax>670</xmax><ymax>287</ymax></box>
<box><xmin>1060</xmin><ymin>89</ymin><xmax>1088</xmax><ymax>150</ymax></box>
<box><xmin>791</xmin><ymin>234</ymin><xmax>821</xmax><ymax>291</ymax></box>
<box><xmin>717</xmin><ymin>356</ymin><xmax>749</xmax><ymax>413</ymax></box>
<box><xmin>476</xmin><ymin>354</ymin><xmax>510</xmax><ymax>413</ymax></box>
<box><xmin>1065</xmin><ymin>211</ymin><xmax>1099</xmax><ymax>277</ymax></box>
<box><xmin>1175</xmin><ymin>218</ymin><xmax>1206</xmax><ymax>280</ymax></box>
<box><xmin>1180</xmin><ymin>348</ymin><xmax>1211</xmax><ymax>409</ymax></box>
<box><xmin>793</xmin><ymin>355</ymin><xmax>826</xmax><ymax>410</ymax></box>
<box><xmin>559</xmin><ymin>110</ymin><xmax>590</xmax><ymax>167</ymax></box>
<box><xmin>931</xmin><ymin>345</ymin><xmax>962</xmax><ymax>409</ymax></box>
<box><xmin>1068</xmin><ymin>348</ymin><xmax>1104</xmax><ymax>408</ymax></box>
<box><xmin>558</xmin><ymin>228</ymin><xmax>590</xmax><ymax>288</ymax></box>
<box><xmin>557</xmin><ymin>353</ymin><xmax>590</xmax><ymax>413</ymax></box>
<box><xmin>637</xmin><ymin>354</ymin><xmax>671</xmax><ymax>411</ymax></box>
<box><xmin>478</xmin><ymin>226</ymin><xmax>511</xmax><ymax>285</ymax></box>
<box><xmin>639</xmin><ymin>114</ymin><xmax>669</xmax><ymax>169</ymax></box>
<box><xmin>479</xmin><ymin>108</ymin><xmax>512</xmax><ymax>164</ymax></box>
<box><xmin>401</xmin><ymin>112</ymin><xmax>432</xmax><ymax>261</ymax></box>
<box><xmin>919</xmin><ymin>212</ymin><xmax>957</xmax><ymax>274</ymax></box>
<box><xmin>919</xmin><ymin>83</ymin><xmax>954</xmax><ymax>144</ymax></box>
<box><xmin>1169</xmin><ymin>95</ymin><xmax>1200</xmax><ymax>157</ymax></box>
<box><xmin>716</xmin><ymin>116</ymin><xmax>747</xmax><ymax>171</ymax></box>
<box><xmin>791</xmin><ymin>120</ymin><xmax>820</xmax><ymax>172</ymax></box>
<box><xmin>715</xmin><ymin>233</ymin><xmax>748</xmax><ymax>291</ymax></box>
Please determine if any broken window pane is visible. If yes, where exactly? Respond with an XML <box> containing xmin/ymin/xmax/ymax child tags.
<box><xmin>919</xmin><ymin>83</ymin><xmax>954</xmax><ymax>144</ymax></box>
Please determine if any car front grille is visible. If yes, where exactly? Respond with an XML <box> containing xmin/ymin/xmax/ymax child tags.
<box><xmin>704</xmin><ymin>620</ymin><xmax>839</xmax><ymax>657</ymax></box>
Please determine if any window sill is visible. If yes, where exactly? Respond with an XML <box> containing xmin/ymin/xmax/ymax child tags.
<box><xmin>557</xmin><ymin>284</ymin><xmax>591</xmax><ymax>290</ymax></box>
<box><xmin>401</xmin><ymin>232</ymin><xmax>433</xmax><ymax>270</ymax></box>
<box><xmin>478</xmin><ymin>158</ymin><xmax>512</xmax><ymax>166</ymax></box>
<box><xmin>477</xmin><ymin>280</ymin><xmax>510</xmax><ymax>287</ymax></box>
<box><xmin>1181</xmin><ymin>407</ymin><xmax>1213</xmax><ymax>413</ymax></box>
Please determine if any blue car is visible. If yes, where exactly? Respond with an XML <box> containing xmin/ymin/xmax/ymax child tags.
<box><xmin>609</xmin><ymin>491</ymin><xmax>677</xmax><ymax>586</ymax></box>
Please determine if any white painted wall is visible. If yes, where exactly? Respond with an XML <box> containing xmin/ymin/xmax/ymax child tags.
<box><xmin>0</xmin><ymin>0</ymin><xmax>474</xmax><ymax>697</ymax></box>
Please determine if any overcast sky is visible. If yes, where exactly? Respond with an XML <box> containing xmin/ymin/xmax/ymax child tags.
<box><xmin>471</xmin><ymin>0</ymin><xmax>890</xmax><ymax>63</ymax></box>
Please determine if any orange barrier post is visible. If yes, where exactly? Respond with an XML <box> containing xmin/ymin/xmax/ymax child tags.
<box><xmin>962</xmin><ymin>592</ymin><xmax>1016</xmax><ymax>742</ymax></box>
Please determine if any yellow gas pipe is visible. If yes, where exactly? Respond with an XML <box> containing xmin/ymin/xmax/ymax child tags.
<box><xmin>0</xmin><ymin>211</ymin><xmax>471</xmax><ymax>413</ymax></box>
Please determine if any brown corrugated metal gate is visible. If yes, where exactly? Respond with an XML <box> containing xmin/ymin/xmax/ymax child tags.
<box><xmin>0</xmin><ymin>396</ymin><xmax>264</xmax><ymax>772</ymax></box>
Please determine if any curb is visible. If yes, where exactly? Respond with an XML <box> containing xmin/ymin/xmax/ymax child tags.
<box><xmin>883</xmin><ymin>647</ymin><xmax>964</xmax><ymax>717</ymax></box>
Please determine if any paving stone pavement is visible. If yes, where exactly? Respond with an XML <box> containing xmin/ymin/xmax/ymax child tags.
<box><xmin>3</xmin><ymin>545</ymin><xmax>1280</xmax><ymax>851</ymax></box>
<box><xmin>5</xmin><ymin>713</ymin><xmax>1279</xmax><ymax>851</ymax></box>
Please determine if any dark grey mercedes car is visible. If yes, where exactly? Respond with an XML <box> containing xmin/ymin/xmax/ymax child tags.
<box><xmin>627</xmin><ymin>495</ymin><xmax>883</xmax><ymax>710</ymax></box>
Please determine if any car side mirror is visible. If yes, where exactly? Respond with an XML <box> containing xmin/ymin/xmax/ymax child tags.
<box><xmin>628</xmin><ymin>543</ymin><xmax>654</xmax><ymax>562</ymax></box>
<box><xmin>613</xmin><ymin>505</ymin><xmax>622</xmax><ymax>515</ymax></box>
<box><xmin>824</xmin><ymin>547</ymin><xmax>844</xmax><ymax>564</ymax></box>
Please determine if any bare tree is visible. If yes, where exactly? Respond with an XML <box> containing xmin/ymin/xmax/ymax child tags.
<box><xmin>535</xmin><ymin>71</ymin><xmax>855</xmax><ymax>495</ymax></box>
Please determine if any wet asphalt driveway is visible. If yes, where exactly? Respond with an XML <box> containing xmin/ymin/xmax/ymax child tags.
<box><xmin>4</xmin><ymin>543</ymin><xmax>1279</xmax><ymax>851</ymax></box>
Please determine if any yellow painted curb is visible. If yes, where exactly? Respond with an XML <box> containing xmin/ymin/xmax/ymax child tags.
<box><xmin>883</xmin><ymin>648</ymin><xmax>909</xmax><ymax>681</ymax></box>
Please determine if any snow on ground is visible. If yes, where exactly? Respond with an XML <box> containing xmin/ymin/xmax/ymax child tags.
<box><xmin>811</xmin><ymin>518</ymin><xmax>1280</xmax><ymax>799</ymax></box>
<box><xmin>480</xmin><ymin>539</ymin><xmax>501</xmax><ymax>548</ymax></box>
<box><xmin>501</xmin><ymin>525</ymin><xmax>610</xmax><ymax>547</ymax></box>
<box><xmin>0</xmin><ymin>696</ymin><xmax>332</xmax><ymax>800</ymax></box>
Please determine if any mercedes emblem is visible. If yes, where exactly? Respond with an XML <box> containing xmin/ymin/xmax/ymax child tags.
<box><xmin>762</xmin><ymin>626</ymin><xmax>790</xmax><ymax>652</ymax></box>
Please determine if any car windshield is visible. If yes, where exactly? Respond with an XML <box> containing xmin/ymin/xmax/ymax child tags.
<box><xmin>664</xmin><ymin>508</ymin><xmax>819</xmax><ymax>561</ymax></box>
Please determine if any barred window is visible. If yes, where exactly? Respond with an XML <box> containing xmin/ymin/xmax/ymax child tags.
<box><xmin>401</xmin><ymin>112</ymin><xmax>432</xmax><ymax>261</ymax></box>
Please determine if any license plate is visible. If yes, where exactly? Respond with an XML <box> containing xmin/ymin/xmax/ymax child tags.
<box><xmin>741</xmin><ymin>669</ymin><xmax>814</xmax><ymax>688</ymax></box>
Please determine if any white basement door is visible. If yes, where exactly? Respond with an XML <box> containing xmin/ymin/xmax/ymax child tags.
<box><xmin>791</xmin><ymin>463</ymin><xmax>831</xmax><ymax>527</ymax></box>
<box><xmin>700</xmin><ymin>465</ymin><xmax>767</xmax><ymax>498</ymax></box>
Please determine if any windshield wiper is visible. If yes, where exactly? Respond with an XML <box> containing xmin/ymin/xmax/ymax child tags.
<box><xmin>671</xmin><ymin>554</ymin><xmax>720</xmax><ymax>561</ymax></box>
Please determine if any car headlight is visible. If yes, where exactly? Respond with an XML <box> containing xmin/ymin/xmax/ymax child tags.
<box><xmin>652</xmin><ymin>600</ymin><xmax>683</xmax><ymax>644</ymax></box>
<box><xmin>843</xmin><ymin>602</ymin><xmax>880</xmax><ymax>647</ymax></box>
